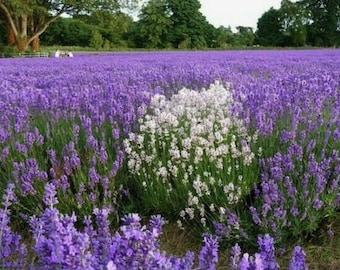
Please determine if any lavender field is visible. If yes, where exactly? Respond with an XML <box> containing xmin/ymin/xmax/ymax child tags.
<box><xmin>0</xmin><ymin>49</ymin><xmax>340</xmax><ymax>269</ymax></box>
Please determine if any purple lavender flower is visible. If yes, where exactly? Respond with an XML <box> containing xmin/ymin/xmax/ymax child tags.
<box><xmin>284</xmin><ymin>176</ymin><xmax>297</xmax><ymax>198</ymax></box>
<box><xmin>60</xmin><ymin>174</ymin><xmax>70</xmax><ymax>191</ymax></box>
<box><xmin>313</xmin><ymin>198</ymin><xmax>323</xmax><ymax>210</ymax></box>
<box><xmin>70</xmin><ymin>152</ymin><xmax>81</xmax><ymax>169</ymax></box>
<box><xmin>170</xmin><ymin>251</ymin><xmax>195</xmax><ymax>269</ymax></box>
<box><xmin>261</xmin><ymin>203</ymin><xmax>271</xmax><ymax>217</ymax></box>
<box><xmin>73</xmin><ymin>124</ymin><xmax>80</xmax><ymax>142</ymax></box>
<box><xmin>289</xmin><ymin>246</ymin><xmax>308</xmax><ymax>270</ymax></box>
<box><xmin>42</xmin><ymin>183</ymin><xmax>58</xmax><ymax>208</ymax></box>
<box><xmin>327</xmin><ymin>229</ymin><xmax>334</xmax><ymax>238</ymax></box>
<box><xmin>149</xmin><ymin>215</ymin><xmax>166</xmax><ymax>235</ymax></box>
<box><xmin>32</xmin><ymin>208</ymin><xmax>94</xmax><ymax>269</ymax></box>
<box><xmin>239</xmin><ymin>253</ymin><xmax>251</xmax><ymax>269</ymax></box>
<box><xmin>270</xmin><ymin>166</ymin><xmax>284</xmax><ymax>181</ymax></box>
<box><xmin>290</xmin><ymin>207</ymin><xmax>299</xmax><ymax>217</ymax></box>
<box><xmin>121</xmin><ymin>213</ymin><xmax>141</xmax><ymax>227</ymax></box>
<box><xmin>224</xmin><ymin>208</ymin><xmax>240</xmax><ymax>228</ymax></box>
<box><xmin>1</xmin><ymin>183</ymin><xmax>17</xmax><ymax>208</ymax></box>
<box><xmin>230</xmin><ymin>243</ymin><xmax>242</xmax><ymax>270</ymax></box>
<box><xmin>47</xmin><ymin>149</ymin><xmax>59</xmax><ymax>168</ymax></box>
<box><xmin>239</xmin><ymin>253</ymin><xmax>264</xmax><ymax>270</ymax></box>
<box><xmin>89</xmin><ymin>192</ymin><xmax>97</xmax><ymax>202</ymax></box>
<box><xmin>257</xmin><ymin>234</ymin><xmax>278</xmax><ymax>270</ymax></box>
<box><xmin>198</xmin><ymin>233</ymin><xmax>219</xmax><ymax>270</ymax></box>
<box><xmin>99</xmin><ymin>140</ymin><xmax>108</xmax><ymax>164</ymax></box>
<box><xmin>109</xmin><ymin>213</ymin><xmax>157</xmax><ymax>268</ymax></box>
<box><xmin>89</xmin><ymin>167</ymin><xmax>100</xmax><ymax>188</ymax></box>
<box><xmin>15</xmin><ymin>142</ymin><xmax>28</xmax><ymax>154</ymax></box>
<box><xmin>24</xmin><ymin>131</ymin><xmax>35</xmax><ymax>147</ymax></box>
<box><xmin>0</xmin><ymin>184</ymin><xmax>26</xmax><ymax>269</ymax></box>
<box><xmin>107</xmin><ymin>213</ymin><xmax>197</xmax><ymax>269</ymax></box>
<box><xmin>87</xmin><ymin>135</ymin><xmax>99</xmax><ymax>152</ymax></box>
<box><xmin>250</xmin><ymin>206</ymin><xmax>262</xmax><ymax>225</ymax></box>
<box><xmin>92</xmin><ymin>208</ymin><xmax>112</xmax><ymax>269</ymax></box>
<box><xmin>0</xmin><ymin>127</ymin><xmax>9</xmax><ymax>144</ymax></box>
<box><xmin>110</xmin><ymin>150</ymin><xmax>125</xmax><ymax>177</ymax></box>
<box><xmin>0</xmin><ymin>146</ymin><xmax>10</xmax><ymax>161</ymax></box>
<box><xmin>106</xmin><ymin>260</ymin><xmax>117</xmax><ymax>270</ymax></box>
<box><xmin>113</xmin><ymin>128</ymin><xmax>120</xmax><ymax>140</ymax></box>
<box><xmin>49</xmin><ymin>167</ymin><xmax>57</xmax><ymax>179</ymax></box>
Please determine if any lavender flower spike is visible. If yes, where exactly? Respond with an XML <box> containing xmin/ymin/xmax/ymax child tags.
<box><xmin>258</xmin><ymin>234</ymin><xmax>278</xmax><ymax>270</ymax></box>
<box><xmin>289</xmin><ymin>246</ymin><xmax>308</xmax><ymax>270</ymax></box>
<box><xmin>230</xmin><ymin>243</ymin><xmax>242</xmax><ymax>270</ymax></box>
<box><xmin>42</xmin><ymin>183</ymin><xmax>58</xmax><ymax>208</ymax></box>
<box><xmin>198</xmin><ymin>233</ymin><xmax>219</xmax><ymax>270</ymax></box>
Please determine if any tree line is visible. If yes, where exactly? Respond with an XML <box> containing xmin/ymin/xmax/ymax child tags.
<box><xmin>0</xmin><ymin>0</ymin><xmax>339</xmax><ymax>52</ymax></box>
<box><xmin>256</xmin><ymin>0</ymin><xmax>340</xmax><ymax>47</ymax></box>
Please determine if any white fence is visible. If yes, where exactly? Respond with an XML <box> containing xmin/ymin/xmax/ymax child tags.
<box><xmin>0</xmin><ymin>52</ymin><xmax>50</xmax><ymax>58</ymax></box>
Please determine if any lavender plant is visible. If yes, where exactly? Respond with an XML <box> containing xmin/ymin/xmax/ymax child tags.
<box><xmin>1</xmin><ymin>50</ymin><xmax>340</xmax><ymax>268</ymax></box>
<box><xmin>0</xmin><ymin>117</ymin><xmax>124</xmax><ymax>225</ymax></box>
<box><xmin>0</xmin><ymin>183</ymin><xmax>27</xmax><ymax>269</ymax></box>
<box><xmin>247</xmin><ymin>83</ymin><xmax>340</xmax><ymax>243</ymax></box>
<box><xmin>0</xmin><ymin>182</ymin><xmax>310</xmax><ymax>269</ymax></box>
<box><xmin>123</xmin><ymin>81</ymin><xmax>259</xmax><ymax>229</ymax></box>
<box><xmin>230</xmin><ymin>234</ymin><xmax>308</xmax><ymax>270</ymax></box>
<box><xmin>28</xmin><ymin>182</ymin><xmax>218</xmax><ymax>269</ymax></box>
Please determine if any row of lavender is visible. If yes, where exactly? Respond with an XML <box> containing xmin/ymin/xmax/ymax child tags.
<box><xmin>0</xmin><ymin>50</ymin><xmax>339</xmax><ymax>268</ymax></box>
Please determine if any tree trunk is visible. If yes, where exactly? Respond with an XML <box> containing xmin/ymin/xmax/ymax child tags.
<box><xmin>17</xmin><ymin>14</ymin><xmax>28</xmax><ymax>51</ymax></box>
<box><xmin>30</xmin><ymin>16</ymin><xmax>40</xmax><ymax>52</ymax></box>
<box><xmin>20</xmin><ymin>15</ymin><xmax>28</xmax><ymax>37</ymax></box>
<box><xmin>17</xmin><ymin>38</ymin><xmax>28</xmax><ymax>52</ymax></box>
<box><xmin>31</xmin><ymin>37</ymin><xmax>40</xmax><ymax>52</ymax></box>
<box><xmin>6</xmin><ymin>20</ymin><xmax>16</xmax><ymax>46</ymax></box>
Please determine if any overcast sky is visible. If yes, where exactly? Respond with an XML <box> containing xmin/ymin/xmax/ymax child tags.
<box><xmin>199</xmin><ymin>0</ymin><xmax>282</xmax><ymax>31</ymax></box>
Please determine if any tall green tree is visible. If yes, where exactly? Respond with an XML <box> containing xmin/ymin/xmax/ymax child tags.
<box><xmin>235</xmin><ymin>26</ymin><xmax>255</xmax><ymax>46</ymax></box>
<box><xmin>202</xmin><ymin>21</ymin><xmax>219</xmax><ymax>48</ymax></box>
<box><xmin>0</xmin><ymin>0</ymin><xmax>140</xmax><ymax>51</ymax></box>
<box><xmin>75</xmin><ymin>11</ymin><xmax>133</xmax><ymax>48</ymax></box>
<box><xmin>89</xmin><ymin>29</ymin><xmax>104</xmax><ymax>49</ymax></box>
<box><xmin>215</xmin><ymin>26</ymin><xmax>235</xmax><ymax>48</ymax></box>
<box><xmin>124</xmin><ymin>21</ymin><xmax>143</xmax><ymax>48</ymax></box>
<box><xmin>40</xmin><ymin>17</ymin><xmax>93</xmax><ymax>47</ymax></box>
<box><xmin>255</xmin><ymin>8</ymin><xmax>285</xmax><ymax>46</ymax></box>
<box><xmin>280</xmin><ymin>0</ymin><xmax>307</xmax><ymax>46</ymax></box>
<box><xmin>298</xmin><ymin>0</ymin><xmax>340</xmax><ymax>46</ymax></box>
<box><xmin>166</xmin><ymin>0</ymin><xmax>210</xmax><ymax>49</ymax></box>
<box><xmin>138</xmin><ymin>0</ymin><xmax>172</xmax><ymax>48</ymax></box>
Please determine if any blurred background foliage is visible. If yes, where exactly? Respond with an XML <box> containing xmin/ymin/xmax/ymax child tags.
<box><xmin>0</xmin><ymin>0</ymin><xmax>339</xmax><ymax>52</ymax></box>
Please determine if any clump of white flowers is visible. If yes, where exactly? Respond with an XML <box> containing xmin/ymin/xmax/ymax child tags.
<box><xmin>124</xmin><ymin>81</ymin><xmax>258</xmax><ymax>228</ymax></box>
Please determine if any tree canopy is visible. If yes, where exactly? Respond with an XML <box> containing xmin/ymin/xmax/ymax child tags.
<box><xmin>0</xmin><ymin>0</ymin><xmax>140</xmax><ymax>51</ymax></box>
<box><xmin>299</xmin><ymin>0</ymin><xmax>340</xmax><ymax>46</ymax></box>
<box><xmin>0</xmin><ymin>0</ymin><xmax>339</xmax><ymax>51</ymax></box>
<box><xmin>255</xmin><ymin>0</ymin><xmax>339</xmax><ymax>47</ymax></box>
<box><xmin>255</xmin><ymin>8</ymin><xmax>285</xmax><ymax>46</ymax></box>
<box><xmin>137</xmin><ymin>0</ymin><xmax>173</xmax><ymax>48</ymax></box>
<box><xmin>166</xmin><ymin>0</ymin><xmax>210</xmax><ymax>49</ymax></box>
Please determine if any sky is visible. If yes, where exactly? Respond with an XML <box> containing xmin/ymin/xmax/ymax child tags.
<box><xmin>199</xmin><ymin>0</ymin><xmax>282</xmax><ymax>31</ymax></box>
